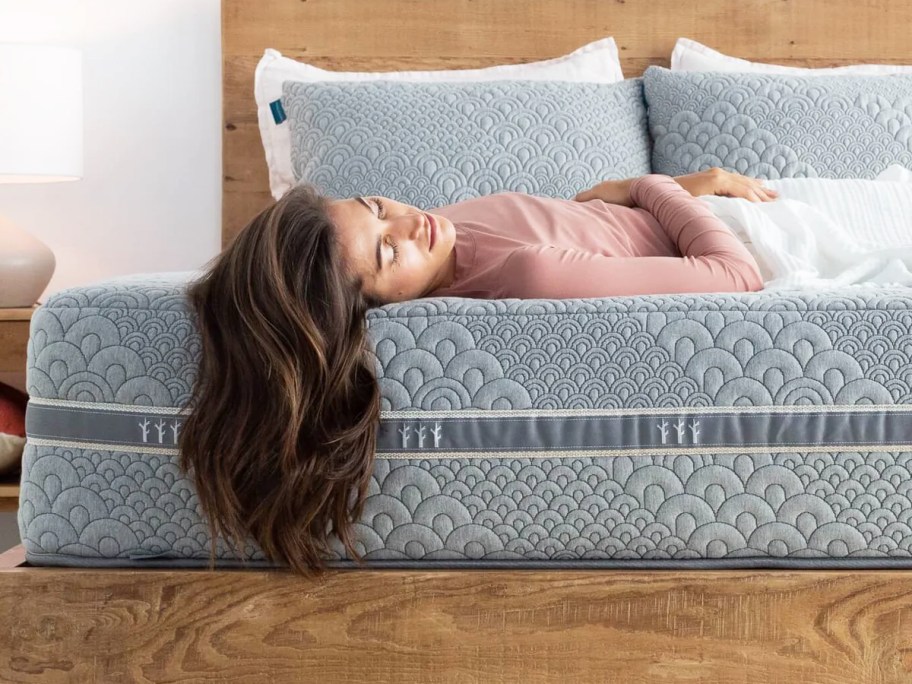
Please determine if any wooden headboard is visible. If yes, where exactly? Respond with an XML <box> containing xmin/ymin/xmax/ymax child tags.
<box><xmin>222</xmin><ymin>0</ymin><xmax>911</xmax><ymax>248</ymax></box>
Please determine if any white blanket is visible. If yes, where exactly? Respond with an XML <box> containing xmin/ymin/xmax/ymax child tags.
<box><xmin>698</xmin><ymin>165</ymin><xmax>912</xmax><ymax>291</ymax></box>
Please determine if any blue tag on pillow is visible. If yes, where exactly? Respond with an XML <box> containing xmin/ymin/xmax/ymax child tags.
<box><xmin>269</xmin><ymin>99</ymin><xmax>287</xmax><ymax>125</ymax></box>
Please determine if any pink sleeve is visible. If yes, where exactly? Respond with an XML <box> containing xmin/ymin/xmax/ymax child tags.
<box><xmin>498</xmin><ymin>175</ymin><xmax>764</xmax><ymax>299</ymax></box>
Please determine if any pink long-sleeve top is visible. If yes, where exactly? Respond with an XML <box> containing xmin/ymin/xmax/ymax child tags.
<box><xmin>426</xmin><ymin>174</ymin><xmax>764</xmax><ymax>299</ymax></box>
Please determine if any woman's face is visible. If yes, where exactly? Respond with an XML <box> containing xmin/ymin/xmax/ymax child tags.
<box><xmin>326</xmin><ymin>196</ymin><xmax>455</xmax><ymax>304</ymax></box>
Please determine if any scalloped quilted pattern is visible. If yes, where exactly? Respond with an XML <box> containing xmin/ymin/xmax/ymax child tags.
<box><xmin>18</xmin><ymin>272</ymin><xmax>912</xmax><ymax>566</ymax></box>
<box><xmin>282</xmin><ymin>79</ymin><xmax>652</xmax><ymax>209</ymax></box>
<box><xmin>644</xmin><ymin>66</ymin><xmax>912</xmax><ymax>179</ymax></box>
<box><xmin>19</xmin><ymin>449</ymin><xmax>912</xmax><ymax>563</ymax></box>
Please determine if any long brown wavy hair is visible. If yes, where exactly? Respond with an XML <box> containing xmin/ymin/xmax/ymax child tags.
<box><xmin>178</xmin><ymin>183</ymin><xmax>386</xmax><ymax>577</ymax></box>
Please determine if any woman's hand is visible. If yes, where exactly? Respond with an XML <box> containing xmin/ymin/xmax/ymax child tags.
<box><xmin>573</xmin><ymin>178</ymin><xmax>635</xmax><ymax>206</ymax></box>
<box><xmin>572</xmin><ymin>168</ymin><xmax>779</xmax><ymax>206</ymax></box>
<box><xmin>674</xmin><ymin>168</ymin><xmax>779</xmax><ymax>202</ymax></box>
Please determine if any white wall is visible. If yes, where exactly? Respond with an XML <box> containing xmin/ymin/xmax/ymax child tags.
<box><xmin>0</xmin><ymin>0</ymin><xmax>223</xmax><ymax>394</ymax></box>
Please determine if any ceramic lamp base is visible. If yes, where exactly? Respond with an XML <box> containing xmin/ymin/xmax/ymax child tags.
<box><xmin>0</xmin><ymin>215</ymin><xmax>55</xmax><ymax>307</ymax></box>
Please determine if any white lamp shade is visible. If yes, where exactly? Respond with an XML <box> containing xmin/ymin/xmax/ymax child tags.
<box><xmin>0</xmin><ymin>44</ymin><xmax>83</xmax><ymax>183</ymax></box>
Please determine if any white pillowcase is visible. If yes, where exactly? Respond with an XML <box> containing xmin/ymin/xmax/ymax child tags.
<box><xmin>255</xmin><ymin>37</ymin><xmax>625</xmax><ymax>200</ymax></box>
<box><xmin>878</xmin><ymin>164</ymin><xmax>912</xmax><ymax>183</ymax></box>
<box><xmin>671</xmin><ymin>37</ymin><xmax>912</xmax><ymax>75</ymax></box>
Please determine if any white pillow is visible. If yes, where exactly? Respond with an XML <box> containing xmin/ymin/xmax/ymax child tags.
<box><xmin>255</xmin><ymin>37</ymin><xmax>625</xmax><ymax>200</ymax></box>
<box><xmin>671</xmin><ymin>37</ymin><xmax>912</xmax><ymax>75</ymax></box>
<box><xmin>877</xmin><ymin>164</ymin><xmax>912</xmax><ymax>183</ymax></box>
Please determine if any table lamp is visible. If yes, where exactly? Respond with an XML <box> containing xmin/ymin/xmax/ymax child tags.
<box><xmin>0</xmin><ymin>43</ymin><xmax>83</xmax><ymax>307</ymax></box>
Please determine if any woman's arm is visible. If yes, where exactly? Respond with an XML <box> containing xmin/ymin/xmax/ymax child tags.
<box><xmin>573</xmin><ymin>168</ymin><xmax>778</xmax><ymax>205</ymax></box>
<box><xmin>498</xmin><ymin>174</ymin><xmax>765</xmax><ymax>299</ymax></box>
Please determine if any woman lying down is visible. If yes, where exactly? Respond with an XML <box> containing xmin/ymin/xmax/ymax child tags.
<box><xmin>179</xmin><ymin>168</ymin><xmax>912</xmax><ymax>576</ymax></box>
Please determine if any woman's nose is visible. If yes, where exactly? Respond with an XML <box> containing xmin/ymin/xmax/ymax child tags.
<box><xmin>397</xmin><ymin>212</ymin><xmax>425</xmax><ymax>240</ymax></box>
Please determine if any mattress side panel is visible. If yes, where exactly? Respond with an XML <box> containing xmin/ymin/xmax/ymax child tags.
<box><xmin>21</xmin><ymin>284</ymin><xmax>912</xmax><ymax>567</ymax></box>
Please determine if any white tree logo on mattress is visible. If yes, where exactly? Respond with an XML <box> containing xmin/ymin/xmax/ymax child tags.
<box><xmin>657</xmin><ymin>417</ymin><xmax>700</xmax><ymax>445</ymax></box>
<box><xmin>138</xmin><ymin>417</ymin><xmax>183</xmax><ymax>444</ymax></box>
<box><xmin>398</xmin><ymin>421</ymin><xmax>444</xmax><ymax>449</ymax></box>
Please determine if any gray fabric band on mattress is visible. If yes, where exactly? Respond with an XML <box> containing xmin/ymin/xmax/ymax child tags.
<box><xmin>21</xmin><ymin>550</ymin><xmax>912</xmax><ymax>570</ymax></box>
<box><xmin>25</xmin><ymin>399</ymin><xmax>912</xmax><ymax>456</ymax></box>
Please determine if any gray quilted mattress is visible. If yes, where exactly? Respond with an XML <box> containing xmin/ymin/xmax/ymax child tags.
<box><xmin>18</xmin><ymin>271</ymin><xmax>912</xmax><ymax>569</ymax></box>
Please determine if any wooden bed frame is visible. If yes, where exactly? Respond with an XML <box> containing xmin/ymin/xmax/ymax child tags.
<box><xmin>4</xmin><ymin>1</ymin><xmax>912</xmax><ymax>680</ymax></box>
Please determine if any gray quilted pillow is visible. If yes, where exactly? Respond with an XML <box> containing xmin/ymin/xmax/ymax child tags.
<box><xmin>644</xmin><ymin>65</ymin><xmax>912</xmax><ymax>179</ymax></box>
<box><xmin>281</xmin><ymin>78</ymin><xmax>651</xmax><ymax>209</ymax></box>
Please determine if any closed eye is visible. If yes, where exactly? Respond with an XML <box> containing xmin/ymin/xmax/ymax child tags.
<box><xmin>368</xmin><ymin>197</ymin><xmax>399</xmax><ymax>267</ymax></box>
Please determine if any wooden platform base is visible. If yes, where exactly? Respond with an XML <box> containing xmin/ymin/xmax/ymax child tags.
<box><xmin>1</xmin><ymin>545</ymin><xmax>911</xmax><ymax>682</ymax></box>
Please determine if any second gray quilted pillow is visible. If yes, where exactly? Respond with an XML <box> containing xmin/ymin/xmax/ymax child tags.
<box><xmin>644</xmin><ymin>65</ymin><xmax>912</xmax><ymax>179</ymax></box>
<box><xmin>282</xmin><ymin>79</ymin><xmax>651</xmax><ymax>209</ymax></box>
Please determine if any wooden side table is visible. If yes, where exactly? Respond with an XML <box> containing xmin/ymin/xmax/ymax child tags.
<box><xmin>0</xmin><ymin>305</ymin><xmax>36</xmax><ymax>512</ymax></box>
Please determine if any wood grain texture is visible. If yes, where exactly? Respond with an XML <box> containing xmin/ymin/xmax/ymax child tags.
<box><xmin>0</xmin><ymin>307</ymin><xmax>37</xmax><ymax>321</ymax></box>
<box><xmin>1</xmin><ymin>564</ymin><xmax>911</xmax><ymax>683</ymax></box>
<box><xmin>223</xmin><ymin>0</ymin><xmax>910</xmax><ymax>60</ymax></box>
<box><xmin>0</xmin><ymin>320</ymin><xmax>29</xmax><ymax>373</ymax></box>
<box><xmin>222</xmin><ymin>0</ymin><xmax>912</xmax><ymax>245</ymax></box>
